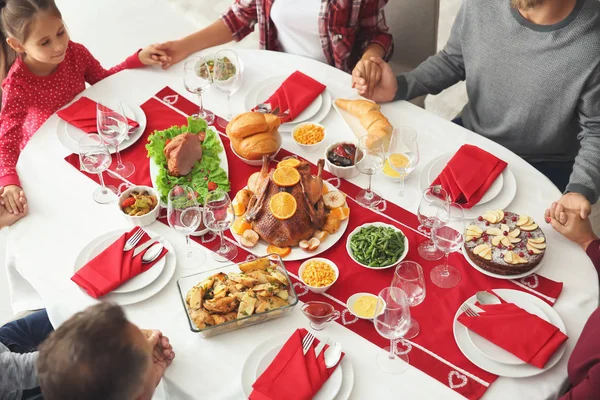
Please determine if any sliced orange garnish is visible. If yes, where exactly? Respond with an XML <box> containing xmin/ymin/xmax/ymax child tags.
<box><xmin>232</xmin><ymin>215</ymin><xmax>252</xmax><ymax>235</ymax></box>
<box><xmin>267</xmin><ymin>245</ymin><xmax>291</xmax><ymax>258</ymax></box>
<box><xmin>277</xmin><ymin>158</ymin><xmax>301</xmax><ymax>169</ymax></box>
<box><xmin>269</xmin><ymin>192</ymin><xmax>297</xmax><ymax>220</ymax></box>
<box><xmin>322</xmin><ymin>184</ymin><xmax>329</xmax><ymax>195</ymax></box>
<box><xmin>272</xmin><ymin>166</ymin><xmax>301</xmax><ymax>187</ymax></box>
<box><xmin>233</xmin><ymin>201</ymin><xmax>246</xmax><ymax>216</ymax></box>
<box><xmin>329</xmin><ymin>206</ymin><xmax>350</xmax><ymax>221</ymax></box>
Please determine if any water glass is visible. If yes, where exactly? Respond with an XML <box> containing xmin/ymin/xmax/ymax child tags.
<box><xmin>96</xmin><ymin>101</ymin><xmax>135</xmax><ymax>178</ymax></box>
<box><xmin>78</xmin><ymin>134</ymin><xmax>116</xmax><ymax>204</ymax></box>
<box><xmin>167</xmin><ymin>185</ymin><xmax>205</xmax><ymax>266</ymax></box>
<box><xmin>374</xmin><ymin>287</ymin><xmax>411</xmax><ymax>374</ymax></box>
<box><xmin>387</xmin><ymin>127</ymin><xmax>419</xmax><ymax>197</ymax></box>
<box><xmin>430</xmin><ymin>204</ymin><xmax>465</xmax><ymax>288</ymax></box>
<box><xmin>213</xmin><ymin>50</ymin><xmax>242</xmax><ymax>127</ymax></box>
<box><xmin>355</xmin><ymin>134</ymin><xmax>385</xmax><ymax>208</ymax></box>
<box><xmin>300</xmin><ymin>301</ymin><xmax>340</xmax><ymax>331</ymax></box>
<box><xmin>417</xmin><ymin>186</ymin><xmax>450</xmax><ymax>260</ymax></box>
<box><xmin>204</xmin><ymin>189</ymin><xmax>237</xmax><ymax>262</ymax></box>
<box><xmin>183</xmin><ymin>56</ymin><xmax>215</xmax><ymax>125</ymax></box>
<box><xmin>392</xmin><ymin>261</ymin><xmax>426</xmax><ymax>339</ymax></box>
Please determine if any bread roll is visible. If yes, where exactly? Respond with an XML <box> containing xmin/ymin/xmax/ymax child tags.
<box><xmin>227</xmin><ymin>112</ymin><xmax>268</xmax><ymax>139</ymax></box>
<box><xmin>336</xmin><ymin>98</ymin><xmax>392</xmax><ymax>151</ymax></box>
<box><xmin>237</xmin><ymin>132</ymin><xmax>282</xmax><ymax>160</ymax></box>
<box><xmin>366</xmin><ymin>128</ymin><xmax>391</xmax><ymax>150</ymax></box>
<box><xmin>359</xmin><ymin>110</ymin><xmax>391</xmax><ymax>133</ymax></box>
<box><xmin>335</xmin><ymin>99</ymin><xmax>380</xmax><ymax>116</ymax></box>
<box><xmin>263</xmin><ymin>113</ymin><xmax>281</xmax><ymax>132</ymax></box>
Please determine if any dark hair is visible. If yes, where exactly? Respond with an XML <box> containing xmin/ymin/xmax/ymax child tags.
<box><xmin>0</xmin><ymin>0</ymin><xmax>62</xmax><ymax>84</ymax></box>
<box><xmin>37</xmin><ymin>303</ymin><xmax>150</xmax><ymax>400</ymax></box>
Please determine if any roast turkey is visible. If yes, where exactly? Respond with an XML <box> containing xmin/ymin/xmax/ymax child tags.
<box><xmin>246</xmin><ymin>157</ymin><xmax>326</xmax><ymax>247</ymax></box>
<box><xmin>163</xmin><ymin>133</ymin><xmax>203</xmax><ymax>176</ymax></box>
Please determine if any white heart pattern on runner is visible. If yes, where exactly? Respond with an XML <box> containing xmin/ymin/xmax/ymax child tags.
<box><xmin>201</xmin><ymin>232</ymin><xmax>217</xmax><ymax>244</ymax></box>
<box><xmin>163</xmin><ymin>95</ymin><xmax>179</xmax><ymax>105</ymax></box>
<box><xmin>341</xmin><ymin>309</ymin><xmax>359</xmax><ymax>326</ymax></box>
<box><xmin>448</xmin><ymin>371</ymin><xmax>468</xmax><ymax>389</ymax></box>
<box><xmin>520</xmin><ymin>274</ymin><xmax>539</xmax><ymax>289</ymax></box>
<box><xmin>394</xmin><ymin>339</ymin><xmax>412</xmax><ymax>355</ymax></box>
<box><xmin>245</xmin><ymin>254</ymin><xmax>257</xmax><ymax>262</ymax></box>
<box><xmin>376</xmin><ymin>199</ymin><xmax>388</xmax><ymax>212</ymax></box>
<box><xmin>292</xmin><ymin>282</ymin><xmax>309</xmax><ymax>297</ymax></box>
<box><xmin>326</xmin><ymin>177</ymin><xmax>341</xmax><ymax>189</ymax></box>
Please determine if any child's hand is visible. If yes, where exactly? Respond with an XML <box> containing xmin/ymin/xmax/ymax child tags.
<box><xmin>138</xmin><ymin>44</ymin><xmax>170</xmax><ymax>67</ymax></box>
<box><xmin>0</xmin><ymin>187</ymin><xmax>27</xmax><ymax>228</ymax></box>
<box><xmin>0</xmin><ymin>185</ymin><xmax>27</xmax><ymax>214</ymax></box>
<box><xmin>352</xmin><ymin>59</ymin><xmax>382</xmax><ymax>98</ymax></box>
<box><xmin>152</xmin><ymin>40</ymin><xmax>189</xmax><ymax>70</ymax></box>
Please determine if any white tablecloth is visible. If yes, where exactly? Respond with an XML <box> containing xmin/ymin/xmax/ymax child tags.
<box><xmin>4</xmin><ymin>1</ymin><xmax>598</xmax><ymax>399</ymax></box>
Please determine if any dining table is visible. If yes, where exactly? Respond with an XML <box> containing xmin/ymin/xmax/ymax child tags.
<box><xmin>4</xmin><ymin>1</ymin><xmax>599</xmax><ymax>399</ymax></box>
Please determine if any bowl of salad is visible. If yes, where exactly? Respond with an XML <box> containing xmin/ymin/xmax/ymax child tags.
<box><xmin>118</xmin><ymin>186</ymin><xmax>160</xmax><ymax>227</ymax></box>
<box><xmin>202</xmin><ymin>53</ymin><xmax>245</xmax><ymax>82</ymax></box>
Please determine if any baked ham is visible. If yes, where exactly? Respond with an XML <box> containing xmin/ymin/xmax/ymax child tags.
<box><xmin>164</xmin><ymin>133</ymin><xmax>203</xmax><ymax>176</ymax></box>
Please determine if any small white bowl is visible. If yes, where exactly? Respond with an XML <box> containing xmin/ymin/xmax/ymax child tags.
<box><xmin>382</xmin><ymin>160</ymin><xmax>405</xmax><ymax>182</ymax></box>
<box><xmin>346</xmin><ymin>292</ymin><xmax>385</xmax><ymax>320</ymax></box>
<box><xmin>346</xmin><ymin>222</ymin><xmax>409</xmax><ymax>269</ymax></box>
<box><xmin>292</xmin><ymin>122</ymin><xmax>326</xmax><ymax>153</ymax></box>
<box><xmin>324</xmin><ymin>142</ymin><xmax>361</xmax><ymax>179</ymax></box>
<box><xmin>298</xmin><ymin>257</ymin><xmax>339</xmax><ymax>294</ymax></box>
<box><xmin>117</xmin><ymin>185</ymin><xmax>160</xmax><ymax>227</ymax></box>
<box><xmin>230</xmin><ymin>141</ymin><xmax>281</xmax><ymax>167</ymax></box>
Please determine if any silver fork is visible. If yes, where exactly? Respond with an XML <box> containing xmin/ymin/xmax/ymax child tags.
<box><xmin>302</xmin><ymin>332</ymin><xmax>316</xmax><ymax>355</ymax></box>
<box><xmin>123</xmin><ymin>229</ymin><xmax>145</xmax><ymax>251</ymax></box>
<box><xmin>255</xmin><ymin>103</ymin><xmax>290</xmax><ymax>118</ymax></box>
<box><xmin>460</xmin><ymin>304</ymin><xmax>480</xmax><ymax>317</ymax></box>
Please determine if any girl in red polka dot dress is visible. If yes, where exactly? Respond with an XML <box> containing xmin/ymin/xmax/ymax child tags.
<box><xmin>0</xmin><ymin>0</ymin><xmax>166</xmax><ymax>225</ymax></box>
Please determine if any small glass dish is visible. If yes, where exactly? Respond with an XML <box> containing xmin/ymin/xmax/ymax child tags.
<box><xmin>300</xmin><ymin>301</ymin><xmax>340</xmax><ymax>331</ymax></box>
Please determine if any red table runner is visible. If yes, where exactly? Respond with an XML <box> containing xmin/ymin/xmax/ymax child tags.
<box><xmin>65</xmin><ymin>87</ymin><xmax>564</xmax><ymax>399</ymax></box>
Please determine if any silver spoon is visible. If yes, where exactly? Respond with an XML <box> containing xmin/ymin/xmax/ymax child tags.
<box><xmin>142</xmin><ymin>243</ymin><xmax>164</xmax><ymax>263</ymax></box>
<box><xmin>324</xmin><ymin>341</ymin><xmax>343</xmax><ymax>368</ymax></box>
<box><xmin>476</xmin><ymin>291</ymin><xmax>502</xmax><ymax>305</ymax></box>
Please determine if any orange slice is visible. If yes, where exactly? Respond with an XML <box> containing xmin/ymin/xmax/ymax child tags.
<box><xmin>233</xmin><ymin>201</ymin><xmax>246</xmax><ymax>216</ymax></box>
<box><xmin>269</xmin><ymin>192</ymin><xmax>297</xmax><ymax>220</ymax></box>
<box><xmin>267</xmin><ymin>245</ymin><xmax>291</xmax><ymax>258</ymax></box>
<box><xmin>322</xmin><ymin>184</ymin><xmax>329</xmax><ymax>195</ymax></box>
<box><xmin>272</xmin><ymin>166</ymin><xmax>301</xmax><ymax>187</ymax></box>
<box><xmin>277</xmin><ymin>158</ymin><xmax>301</xmax><ymax>169</ymax></box>
<box><xmin>232</xmin><ymin>215</ymin><xmax>252</xmax><ymax>235</ymax></box>
<box><xmin>329</xmin><ymin>206</ymin><xmax>350</xmax><ymax>221</ymax></box>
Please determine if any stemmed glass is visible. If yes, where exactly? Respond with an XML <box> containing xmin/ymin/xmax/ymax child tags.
<box><xmin>417</xmin><ymin>186</ymin><xmax>450</xmax><ymax>260</ymax></box>
<box><xmin>430</xmin><ymin>204</ymin><xmax>465</xmax><ymax>288</ymax></box>
<box><xmin>392</xmin><ymin>261</ymin><xmax>426</xmax><ymax>339</ymax></box>
<box><xmin>387</xmin><ymin>127</ymin><xmax>419</xmax><ymax>197</ymax></box>
<box><xmin>204</xmin><ymin>189</ymin><xmax>237</xmax><ymax>262</ymax></box>
<box><xmin>374</xmin><ymin>287</ymin><xmax>411</xmax><ymax>374</ymax></box>
<box><xmin>213</xmin><ymin>50</ymin><xmax>242</xmax><ymax>128</ymax></box>
<box><xmin>167</xmin><ymin>185</ymin><xmax>205</xmax><ymax>265</ymax></box>
<box><xmin>96</xmin><ymin>101</ymin><xmax>135</xmax><ymax>178</ymax></box>
<box><xmin>183</xmin><ymin>56</ymin><xmax>215</xmax><ymax>125</ymax></box>
<box><xmin>355</xmin><ymin>134</ymin><xmax>385</xmax><ymax>208</ymax></box>
<box><xmin>78</xmin><ymin>134</ymin><xmax>116</xmax><ymax>204</ymax></box>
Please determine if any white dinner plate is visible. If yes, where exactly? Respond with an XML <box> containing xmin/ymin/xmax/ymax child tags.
<box><xmin>461</xmin><ymin>246</ymin><xmax>545</xmax><ymax>280</ymax></box>
<box><xmin>426</xmin><ymin>154</ymin><xmax>504</xmax><ymax>206</ymax></box>
<box><xmin>241</xmin><ymin>333</ymin><xmax>354</xmax><ymax>400</ymax></box>
<box><xmin>255</xmin><ymin>344</ymin><xmax>343</xmax><ymax>400</ymax></box>
<box><xmin>255</xmin><ymin>79</ymin><xmax>323</xmax><ymax>124</ymax></box>
<box><xmin>73</xmin><ymin>229</ymin><xmax>176</xmax><ymax>306</ymax></box>
<box><xmin>453</xmin><ymin>289</ymin><xmax>566</xmax><ymax>378</ymax></box>
<box><xmin>230</xmin><ymin>181</ymin><xmax>349</xmax><ymax>261</ymax></box>
<box><xmin>87</xmin><ymin>232</ymin><xmax>166</xmax><ymax>294</ymax></box>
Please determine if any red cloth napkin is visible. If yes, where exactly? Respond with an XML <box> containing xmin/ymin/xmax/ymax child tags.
<box><xmin>250</xmin><ymin>329</ymin><xmax>343</xmax><ymax>400</ymax></box>
<box><xmin>71</xmin><ymin>228</ymin><xmax>167</xmax><ymax>298</ymax></box>
<box><xmin>57</xmin><ymin>96</ymin><xmax>139</xmax><ymax>133</ymax></box>
<box><xmin>431</xmin><ymin>145</ymin><xmax>507</xmax><ymax>208</ymax></box>
<box><xmin>458</xmin><ymin>299</ymin><xmax>568</xmax><ymax>368</ymax></box>
<box><xmin>254</xmin><ymin>71</ymin><xmax>326</xmax><ymax>123</ymax></box>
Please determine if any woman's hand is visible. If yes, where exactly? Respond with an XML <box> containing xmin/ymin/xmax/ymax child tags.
<box><xmin>0</xmin><ymin>187</ymin><xmax>27</xmax><ymax>228</ymax></box>
<box><xmin>354</xmin><ymin>57</ymin><xmax>398</xmax><ymax>103</ymax></box>
<box><xmin>352</xmin><ymin>58</ymin><xmax>382</xmax><ymax>98</ymax></box>
<box><xmin>152</xmin><ymin>40</ymin><xmax>190</xmax><ymax>70</ymax></box>
<box><xmin>139</xmin><ymin>44</ymin><xmax>170</xmax><ymax>67</ymax></box>
<box><xmin>1</xmin><ymin>185</ymin><xmax>26</xmax><ymax>214</ymax></box>
<box><xmin>545</xmin><ymin>202</ymin><xmax>598</xmax><ymax>250</ymax></box>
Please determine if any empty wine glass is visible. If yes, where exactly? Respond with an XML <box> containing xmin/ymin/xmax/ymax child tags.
<box><xmin>183</xmin><ymin>56</ymin><xmax>215</xmax><ymax>125</ymax></box>
<box><xmin>167</xmin><ymin>185</ymin><xmax>205</xmax><ymax>266</ymax></box>
<box><xmin>204</xmin><ymin>189</ymin><xmax>237</xmax><ymax>262</ymax></box>
<box><xmin>97</xmin><ymin>101</ymin><xmax>135</xmax><ymax>178</ymax></box>
<box><xmin>355</xmin><ymin>134</ymin><xmax>385</xmax><ymax>208</ymax></box>
<box><xmin>430</xmin><ymin>204</ymin><xmax>465</xmax><ymax>288</ymax></box>
<box><xmin>78</xmin><ymin>134</ymin><xmax>116</xmax><ymax>204</ymax></box>
<box><xmin>374</xmin><ymin>287</ymin><xmax>411</xmax><ymax>374</ymax></box>
<box><xmin>387</xmin><ymin>127</ymin><xmax>419</xmax><ymax>197</ymax></box>
<box><xmin>417</xmin><ymin>186</ymin><xmax>450</xmax><ymax>260</ymax></box>
<box><xmin>213</xmin><ymin>50</ymin><xmax>242</xmax><ymax>128</ymax></box>
<box><xmin>392</xmin><ymin>261</ymin><xmax>426</xmax><ymax>339</ymax></box>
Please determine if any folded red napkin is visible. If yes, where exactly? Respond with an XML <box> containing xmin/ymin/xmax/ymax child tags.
<box><xmin>458</xmin><ymin>299</ymin><xmax>567</xmax><ymax>368</ymax></box>
<box><xmin>71</xmin><ymin>228</ymin><xmax>167</xmax><ymax>298</ymax></box>
<box><xmin>254</xmin><ymin>71</ymin><xmax>326</xmax><ymax>123</ymax></box>
<box><xmin>250</xmin><ymin>329</ymin><xmax>343</xmax><ymax>400</ymax></box>
<box><xmin>431</xmin><ymin>145</ymin><xmax>507</xmax><ymax>208</ymax></box>
<box><xmin>57</xmin><ymin>97</ymin><xmax>139</xmax><ymax>133</ymax></box>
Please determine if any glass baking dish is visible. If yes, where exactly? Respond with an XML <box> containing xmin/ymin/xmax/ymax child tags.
<box><xmin>177</xmin><ymin>255</ymin><xmax>299</xmax><ymax>337</ymax></box>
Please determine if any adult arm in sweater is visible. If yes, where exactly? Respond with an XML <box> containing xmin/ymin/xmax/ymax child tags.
<box><xmin>0</xmin><ymin>348</ymin><xmax>38</xmax><ymax>393</ymax></box>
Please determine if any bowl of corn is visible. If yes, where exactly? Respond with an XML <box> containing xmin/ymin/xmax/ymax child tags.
<box><xmin>292</xmin><ymin>122</ymin><xmax>326</xmax><ymax>153</ymax></box>
<box><xmin>298</xmin><ymin>258</ymin><xmax>339</xmax><ymax>294</ymax></box>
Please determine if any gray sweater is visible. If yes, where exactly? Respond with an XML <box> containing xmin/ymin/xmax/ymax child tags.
<box><xmin>394</xmin><ymin>0</ymin><xmax>600</xmax><ymax>203</ymax></box>
<box><xmin>0</xmin><ymin>343</ymin><xmax>38</xmax><ymax>400</ymax></box>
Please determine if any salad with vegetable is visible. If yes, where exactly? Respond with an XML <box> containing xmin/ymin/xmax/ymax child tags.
<box><xmin>349</xmin><ymin>225</ymin><xmax>406</xmax><ymax>268</ymax></box>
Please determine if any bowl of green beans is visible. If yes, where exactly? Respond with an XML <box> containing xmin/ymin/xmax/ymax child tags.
<box><xmin>346</xmin><ymin>222</ymin><xmax>409</xmax><ymax>269</ymax></box>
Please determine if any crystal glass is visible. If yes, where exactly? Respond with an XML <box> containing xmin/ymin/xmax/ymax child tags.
<box><xmin>213</xmin><ymin>50</ymin><xmax>242</xmax><ymax>128</ymax></box>
<box><xmin>167</xmin><ymin>185</ymin><xmax>205</xmax><ymax>266</ymax></box>
<box><xmin>204</xmin><ymin>189</ymin><xmax>237</xmax><ymax>262</ymax></box>
<box><xmin>355</xmin><ymin>134</ymin><xmax>385</xmax><ymax>208</ymax></box>
<box><xmin>392</xmin><ymin>261</ymin><xmax>426</xmax><ymax>339</ymax></box>
<box><xmin>374</xmin><ymin>287</ymin><xmax>411</xmax><ymax>374</ymax></box>
<box><xmin>387</xmin><ymin>127</ymin><xmax>419</xmax><ymax>197</ymax></box>
<box><xmin>417</xmin><ymin>186</ymin><xmax>450</xmax><ymax>261</ymax></box>
<box><xmin>430</xmin><ymin>204</ymin><xmax>465</xmax><ymax>288</ymax></box>
<box><xmin>96</xmin><ymin>101</ymin><xmax>135</xmax><ymax>178</ymax></box>
<box><xmin>78</xmin><ymin>134</ymin><xmax>116</xmax><ymax>204</ymax></box>
<box><xmin>300</xmin><ymin>301</ymin><xmax>340</xmax><ymax>331</ymax></box>
<box><xmin>184</xmin><ymin>56</ymin><xmax>215</xmax><ymax>125</ymax></box>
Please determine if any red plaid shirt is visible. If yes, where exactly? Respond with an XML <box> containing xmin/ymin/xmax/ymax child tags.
<box><xmin>221</xmin><ymin>0</ymin><xmax>393</xmax><ymax>73</ymax></box>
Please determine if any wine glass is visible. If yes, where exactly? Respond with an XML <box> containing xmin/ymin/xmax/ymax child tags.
<box><xmin>213</xmin><ymin>50</ymin><xmax>242</xmax><ymax>128</ymax></box>
<box><xmin>392</xmin><ymin>261</ymin><xmax>426</xmax><ymax>339</ymax></box>
<box><xmin>417</xmin><ymin>186</ymin><xmax>450</xmax><ymax>261</ymax></box>
<box><xmin>355</xmin><ymin>134</ymin><xmax>385</xmax><ymax>208</ymax></box>
<box><xmin>167</xmin><ymin>185</ymin><xmax>205</xmax><ymax>265</ymax></box>
<box><xmin>374</xmin><ymin>287</ymin><xmax>411</xmax><ymax>374</ymax></box>
<box><xmin>430</xmin><ymin>204</ymin><xmax>465</xmax><ymax>288</ymax></box>
<box><xmin>183</xmin><ymin>56</ymin><xmax>215</xmax><ymax>125</ymax></box>
<box><xmin>387</xmin><ymin>127</ymin><xmax>419</xmax><ymax>197</ymax></box>
<box><xmin>78</xmin><ymin>134</ymin><xmax>116</xmax><ymax>204</ymax></box>
<box><xmin>96</xmin><ymin>101</ymin><xmax>135</xmax><ymax>178</ymax></box>
<box><xmin>204</xmin><ymin>189</ymin><xmax>237</xmax><ymax>262</ymax></box>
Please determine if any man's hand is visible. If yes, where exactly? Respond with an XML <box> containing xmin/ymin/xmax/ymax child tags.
<box><xmin>0</xmin><ymin>185</ymin><xmax>26</xmax><ymax>214</ymax></box>
<box><xmin>151</xmin><ymin>40</ymin><xmax>189</xmax><ymax>70</ymax></box>
<box><xmin>139</xmin><ymin>44</ymin><xmax>170</xmax><ymax>67</ymax></box>
<box><xmin>353</xmin><ymin>57</ymin><xmax>398</xmax><ymax>103</ymax></box>
<box><xmin>352</xmin><ymin>59</ymin><xmax>382</xmax><ymax>98</ymax></box>
<box><xmin>142</xmin><ymin>329</ymin><xmax>175</xmax><ymax>364</ymax></box>
<box><xmin>548</xmin><ymin>192</ymin><xmax>592</xmax><ymax>223</ymax></box>
<box><xmin>545</xmin><ymin>205</ymin><xmax>598</xmax><ymax>250</ymax></box>
<box><xmin>0</xmin><ymin>187</ymin><xmax>27</xmax><ymax>228</ymax></box>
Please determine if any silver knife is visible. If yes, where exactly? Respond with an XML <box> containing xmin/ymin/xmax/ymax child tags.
<box><xmin>132</xmin><ymin>237</ymin><xmax>161</xmax><ymax>257</ymax></box>
<box><xmin>314</xmin><ymin>337</ymin><xmax>328</xmax><ymax>358</ymax></box>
